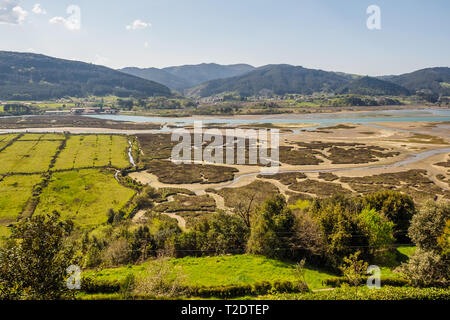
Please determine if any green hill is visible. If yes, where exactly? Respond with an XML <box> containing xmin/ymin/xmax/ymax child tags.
<box><xmin>163</xmin><ymin>63</ymin><xmax>255</xmax><ymax>87</ymax></box>
<box><xmin>187</xmin><ymin>64</ymin><xmax>349</xmax><ymax>97</ymax></box>
<box><xmin>0</xmin><ymin>51</ymin><xmax>172</xmax><ymax>100</ymax></box>
<box><xmin>119</xmin><ymin>67</ymin><xmax>191</xmax><ymax>92</ymax></box>
<box><xmin>338</xmin><ymin>76</ymin><xmax>411</xmax><ymax>96</ymax></box>
<box><xmin>384</xmin><ymin>67</ymin><xmax>450</xmax><ymax>96</ymax></box>
<box><xmin>120</xmin><ymin>63</ymin><xmax>255</xmax><ymax>93</ymax></box>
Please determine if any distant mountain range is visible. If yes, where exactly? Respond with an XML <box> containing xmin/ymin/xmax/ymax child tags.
<box><xmin>0</xmin><ymin>51</ymin><xmax>448</xmax><ymax>100</ymax></box>
<box><xmin>380</xmin><ymin>67</ymin><xmax>450</xmax><ymax>96</ymax></box>
<box><xmin>121</xmin><ymin>62</ymin><xmax>450</xmax><ymax>98</ymax></box>
<box><xmin>0</xmin><ymin>51</ymin><xmax>171</xmax><ymax>100</ymax></box>
<box><xmin>184</xmin><ymin>65</ymin><xmax>450</xmax><ymax>98</ymax></box>
<box><xmin>120</xmin><ymin>63</ymin><xmax>255</xmax><ymax>92</ymax></box>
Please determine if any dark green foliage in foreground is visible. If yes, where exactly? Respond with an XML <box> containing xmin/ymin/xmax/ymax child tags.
<box><xmin>0</xmin><ymin>212</ymin><xmax>77</xmax><ymax>300</ymax></box>
<box><xmin>268</xmin><ymin>286</ymin><xmax>450</xmax><ymax>300</ymax></box>
<box><xmin>166</xmin><ymin>212</ymin><xmax>249</xmax><ymax>258</ymax></box>
<box><xmin>80</xmin><ymin>276</ymin><xmax>308</xmax><ymax>298</ymax></box>
<box><xmin>363</xmin><ymin>190</ymin><xmax>416</xmax><ymax>243</ymax></box>
<box><xmin>247</xmin><ymin>195</ymin><xmax>296</xmax><ymax>259</ymax></box>
<box><xmin>0</xmin><ymin>51</ymin><xmax>172</xmax><ymax>100</ymax></box>
<box><xmin>401</xmin><ymin>201</ymin><xmax>449</xmax><ymax>287</ymax></box>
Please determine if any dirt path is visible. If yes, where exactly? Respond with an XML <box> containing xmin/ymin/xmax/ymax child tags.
<box><xmin>132</xmin><ymin>210</ymin><xmax>147</xmax><ymax>224</ymax></box>
<box><xmin>208</xmin><ymin>192</ymin><xmax>227</xmax><ymax>211</ymax></box>
<box><xmin>163</xmin><ymin>213</ymin><xmax>187</xmax><ymax>230</ymax></box>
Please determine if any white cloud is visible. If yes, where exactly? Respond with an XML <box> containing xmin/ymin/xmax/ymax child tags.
<box><xmin>144</xmin><ymin>41</ymin><xmax>149</xmax><ymax>48</ymax></box>
<box><xmin>126</xmin><ymin>19</ymin><xmax>151</xmax><ymax>30</ymax></box>
<box><xmin>49</xmin><ymin>5</ymin><xmax>81</xmax><ymax>31</ymax></box>
<box><xmin>0</xmin><ymin>0</ymin><xmax>28</xmax><ymax>25</ymax></box>
<box><xmin>32</xmin><ymin>3</ymin><xmax>46</xmax><ymax>15</ymax></box>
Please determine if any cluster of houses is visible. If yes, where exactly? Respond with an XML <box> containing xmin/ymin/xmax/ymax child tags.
<box><xmin>45</xmin><ymin>107</ymin><xmax>119</xmax><ymax>115</ymax></box>
<box><xmin>69</xmin><ymin>107</ymin><xmax>119</xmax><ymax>114</ymax></box>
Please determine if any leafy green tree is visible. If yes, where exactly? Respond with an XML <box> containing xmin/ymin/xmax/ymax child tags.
<box><xmin>247</xmin><ymin>195</ymin><xmax>295</xmax><ymax>259</ymax></box>
<box><xmin>0</xmin><ymin>212</ymin><xmax>76</xmax><ymax>300</ymax></box>
<box><xmin>408</xmin><ymin>201</ymin><xmax>449</xmax><ymax>252</ymax></box>
<box><xmin>339</xmin><ymin>251</ymin><xmax>369</xmax><ymax>291</ymax></box>
<box><xmin>310</xmin><ymin>200</ymin><xmax>370</xmax><ymax>269</ymax></box>
<box><xmin>363</xmin><ymin>190</ymin><xmax>415</xmax><ymax>243</ymax></box>
<box><xmin>401</xmin><ymin>201</ymin><xmax>449</xmax><ymax>287</ymax></box>
<box><xmin>194</xmin><ymin>212</ymin><xmax>249</xmax><ymax>255</ymax></box>
<box><xmin>401</xmin><ymin>248</ymin><xmax>447</xmax><ymax>287</ymax></box>
<box><xmin>358</xmin><ymin>207</ymin><xmax>394</xmax><ymax>250</ymax></box>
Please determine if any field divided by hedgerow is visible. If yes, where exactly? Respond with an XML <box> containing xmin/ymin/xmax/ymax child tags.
<box><xmin>0</xmin><ymin>140</ymin><xmax>61</xmax><ymax>174</ymax></box>
<box><xmin>35</xmin><ymin>169</ymin><xmax>136</xmax><ymax>230</ymax></box>
<box><xmin>54</xmin><ymin>135</ymin><xmax>130</xmax><ymax>170</ymax></box>
<box><xmin>0</xmin><ymin>134</ymin><xmax>19</xmax><ymax>150</ymax></box>
<box><xmin>17</xmin><ymin>133</ymin><xmax>66</xmax><ymax>141</ymax></box>
<box><xmin>0</xmin><ymin>174</ymin><xmax>42</xmax><ymax>239</ymax></box>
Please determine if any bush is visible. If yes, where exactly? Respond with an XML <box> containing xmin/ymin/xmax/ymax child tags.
<box><xmin>408</xmin><ymin>201</ymin><xmax>449</xmax><ymax>252</ymax></box>
<box><xmin>323</xmin><ymin>277</ymin><xmax>409</xmax><ymax>288</ymax></box>
<box><xmin>363</xmin><ymin>190</ymin><xmax>415</xmax><ymax>243</ymax></box>
<box><xmin>81</xmin><ymin>277</ymin><xmax>121</xmax><ymax>294</ymax></box>
<box><xmin>270</xmin><ymin>286</ymin><xmax>450</xmax><ymax>300</ymax></box>
<box><xmin>400</xmin><ymin>248</ymin><xmax>449</xmax><ymax>287</ymax></box>
<box><xmin>247</xmin><ymin>195</ymin><xmax>296</xmax><ymax>259</ymax></box>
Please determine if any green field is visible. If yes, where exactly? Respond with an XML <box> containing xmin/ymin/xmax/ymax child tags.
<box><xmin>17</xmin><ymin>133</ymin><xmax>65</xmax><ymax>141</ymax></box>
<box><xmin>0</xmin><ymin>174</ymin><xmax>42</xmax><ymax>239</ymax></box>
<box><xmin>0</xmin><ymin>140</ymin><xmax>61</xmax><ymax>174</ymax></box>
<box><xmin>54</xmin><ymin>135</ymin><xmax>130</xmax><ymax>170</ymax></box>
<box><xmin>35</xmin><ymin>169</ymin><xmax>135</xmax><ymax>229</ymax></box>
<box><xmin>0</xmin><ymin>134</ymin><xmax>19</xmax><ymax>150</ymax></box>
<box><xmin>84</xmin><ymin>254</ymin><xmax>336</xmax><ymax>290</ymax></box>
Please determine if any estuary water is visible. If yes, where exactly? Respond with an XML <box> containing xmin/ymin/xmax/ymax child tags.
<box><xmin>86</xmin><ymin>108</ymin><xmax>450</xmax><ymax>127</ymax></box>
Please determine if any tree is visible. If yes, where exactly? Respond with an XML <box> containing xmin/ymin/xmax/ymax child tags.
<box><xmin>290</xmin><ymin>211</ymin><xmax>325</xmax><ymax>261</ymax></box>
<box><xmin>358</xmin><ymin>207</ymin><xmax>394</xmax><ymax>251</ymax></box>
<box><xmin>0</xmin><ymin>212</ymin><xmax>76</xmax><ymax>300</ymax></box>
<box><xmin>400</xmin><ymin>248</ymin><xmax>447</xmax><ymax>287</ymax></box>
<box><xmin>408</xmin><ymin>201</ymin><xmax>449</xmax><ymax>252</ymax></box>
<box><xmin>400</xmin><ymin>201</ymin><xmax>449</xmax><ymax>287</ymax></box>
<box><xmin>310</xmin><ymin>200</ymin><xmax>370</xmax><ymax>269</ymax></box>
<box><xmin>363</xmin><ymin>190</ymin><xmax>415</xmax><ymax>243</ymax></box>
<box><xmin>247</xmin><ymin>195</ymin><xmax>295</xmax><ymax>259</ymax></box>
<box><xmin>339</xmin><ymin>251</ymin><xmax>369</xmax><ymax>292</ymax></box>
<box><xmin>194</xmin><ymin>212</ymin><xmax>249</xmax><ymax>255</ymax></box>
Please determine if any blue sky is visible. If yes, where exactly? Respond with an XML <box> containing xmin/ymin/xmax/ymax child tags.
<box><xmin>0</xmin><ymin>0</ymin><xmax>449</xmax><ymax>75</ymax></box>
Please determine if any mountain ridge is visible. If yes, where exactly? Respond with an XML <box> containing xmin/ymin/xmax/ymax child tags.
<box><xmin>0</xmin><ymin>51</ymin><xmax>172</xmax><ymax>100</ymax></box>
<box><xmin>120</xmin><ymin>63</ymin><xmax>255</xmax><ymax>92</ymax></box>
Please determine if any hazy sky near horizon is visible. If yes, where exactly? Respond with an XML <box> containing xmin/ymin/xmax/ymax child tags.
<box><xmin>0</xmin><ymin>0</ymin><xmax>449</xmax><ymax>75</ymax></box>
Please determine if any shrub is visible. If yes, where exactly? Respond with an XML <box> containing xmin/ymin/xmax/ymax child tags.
<box><xmin>400</xmin><ymin>248</ymin><xmax>448</xmax><ymax>287</ymax></box>
<box><xmin>323</xmin><ymin>277</ymin><xmax>409</xmax><ymax>288</ymax></box>
<box><xmin>400</xmin><ymin>201</ymin><xmax>449</xmax><ymax>287</ymax></box>
<box><xmin>408</xmin><ymin>201</ymin><xmax>449</xmax><ymax>252</ymax></box>
<box><xmin>363</xmin><ymin>190</ymin><xmax>415</xmax><ymax>243</ymax></box>
<box><xmin>247</xmin><ymin>195</ymin><xmax>296</xmax><ymax>259</ymax></box>
<box><xmin>81</xmin><ymin>277</ymin><xmax>121</xmax><ymax>294</ymax></box>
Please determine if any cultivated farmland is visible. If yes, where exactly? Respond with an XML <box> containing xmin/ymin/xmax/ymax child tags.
<box><xmin>0</xmin><ymin>140</ymin><xmax>61</xmax><ymax>174</ymax></box>
<box><xmin>0</xmin><ymin>134</ymin><xmax>19</xmax><ymax>150</ymax></box>
<box><xmin>0</xmin><ymin>174</ymin><xmax>42</xmax><ymax>239</ymax></box>
<box><xmin>35</xmin><ymin>169</ymin><xmax>136</xmax><ymax>230</ymax></box>
<box><xmin>54</xmin><ymin>135</ymin><xmax>130</xmax><ymax>170</ymax></box>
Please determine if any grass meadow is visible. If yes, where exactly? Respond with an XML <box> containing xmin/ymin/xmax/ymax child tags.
<box><xmin>35</xmin><ymin>169</ymin><xmax>135</xmax><ymax>230</ymax></box>
<box><xmin>0</xmin><ymin>174</ymin><xmax>42</xmax><ymax>239</ymax></box>
<box><xmin>0</xmin><ymin>134</ymin><xmax>19</xmax><ymax>150</ymax></box>
<box><xmin>0</xmin><ymin>140</ymin><xmax>61</xmax><ymax>174</ymax></box>
<box><xmin>54</xmin><ymin>135</ymin><xmax>130</xmax><ymax>170</ymax></box>
<box><xmin>83</xmin><ymin>254</ymin><xmax>337</xmax><ymax>290</ymax></box>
